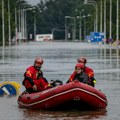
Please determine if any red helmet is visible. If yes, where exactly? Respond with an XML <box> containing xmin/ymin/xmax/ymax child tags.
<box><xmin>34</xmin><ymin>57</ymin><xmax>44</xmax><ymax>65</ymax></box>
<box><xmin>77</xmin><ymin>57</ymin><xmax>87</xmax><ymax>64</ymax></box>
<box><xmin>75</xmin><ymin>63</ymin><xmax>84</xmax><ymax>69</ymax></box>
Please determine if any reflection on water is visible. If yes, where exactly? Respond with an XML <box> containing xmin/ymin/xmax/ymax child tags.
<box><xmin>0</xmin><ymin>42</ymin><xmax>120</xmax><ymax>120</ymax></box>
<box><xmin>21</xmin><ymin>109</ymin><xmax>107</xmax><ymax>120</ymax></box>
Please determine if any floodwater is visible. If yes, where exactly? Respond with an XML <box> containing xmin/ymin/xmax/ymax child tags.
<box><xmin>0</xmin><ymin>41</ymin><xmax>120</xmax><ymax>120</ymax></box>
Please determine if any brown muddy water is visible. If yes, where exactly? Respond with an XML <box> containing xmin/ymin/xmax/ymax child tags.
<box><xmin>0</xmin><ymin>41</ymin><xmax>120</xmax><ymax>120</ymax></box>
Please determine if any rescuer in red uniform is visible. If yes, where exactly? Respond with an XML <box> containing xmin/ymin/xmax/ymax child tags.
<box><xmin>67</xmin><ymin>63</ymin><xmax>90</xmax><ymax>84</ymax></box>
<box><xmin>77</xmin><ymin>57</ymin><xmax>96</xmax><ymax>87</ymax></box>
<box><xmin>22</xmin><ymin>57</ymin><xmax>51</xmax><ymax>93</ymax></box>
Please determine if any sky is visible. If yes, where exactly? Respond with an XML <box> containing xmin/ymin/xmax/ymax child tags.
<box><xmin>26</xmin><ymin>0</ymin><xmax>40</xmax><ymax>5</ymax></box>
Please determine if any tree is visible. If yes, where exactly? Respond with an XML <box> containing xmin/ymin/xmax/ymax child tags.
<box><xmin>0</xmin><ymin>0</ymin><xmax>120</xmax><ymax>43</ymax></box>
<box><xmin>0</xmin><ymin>0</ymin><xmax>27</xmax><ymax>45</ymax></box>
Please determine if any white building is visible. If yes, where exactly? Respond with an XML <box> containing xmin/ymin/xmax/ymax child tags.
<box><xmin>35</xmin><ymin>34</ymin><xmax>53</xmax><ymax>41</ymax></box>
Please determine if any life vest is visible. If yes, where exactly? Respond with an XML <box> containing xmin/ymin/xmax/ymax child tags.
<box><xmin>23</xmin><ymin>66</ymin><xmax>49</xmax><ymax>91</ymax></box>
<box><xmin>84</xmin><ymin>66</ymin><xmax>96</xmax><ymax>87</ymax></box>
<box><xmin>84</xmin><ymin>67</ymin><xmax>94</xmax><ymax>77</ymax></box>
<box><xmin>24</xmin><ymin>66</ymin><xmax>43</xmax><ymax>80</ymax></box>
<box><xmin>69</xmin><ymin>71</ymin><xmax>89</xmax><ymax>84</ymax></box>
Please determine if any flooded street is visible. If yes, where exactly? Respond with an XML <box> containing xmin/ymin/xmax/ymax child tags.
<box><xmin>0</xmin><ymin>41</ymin><xmax>120</xmax><ymax>120</ymax></box>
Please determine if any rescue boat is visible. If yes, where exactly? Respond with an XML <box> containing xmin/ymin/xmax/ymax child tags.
<box><xmin>18</xmin><ymin>80</ymin><xmax>107</xmax><ymax>110</ymax></box>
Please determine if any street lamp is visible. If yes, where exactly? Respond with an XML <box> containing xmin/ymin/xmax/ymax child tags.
<box><xmin>2</xmin><ymin>0</ymin><xmax>5</xmax><ymax>47</ymax></box>
<box><xmin>65</xmin><ymin>16</ymin><xmax>71</xmax><ymax>41</ymax></box>
<box><xmin>82</xmin><ymin>14</ymin><xmax>91</xmax><ymax>40</ymax></box>
<box><xmin>8</xmin><ymin>0</ymin><xmax>11</xmax><ymax>46</ymax></box>
<box><xmin>100</xmin><ymin>0</ymin><xmax>103</xmax><ymax>32</ymax></box>
<box><xmin>76</xmin><ymin>15</ymin><xmax>82</xmax><ymax>41</ymax></box>
<box><xmin>65</xmin><ymin>16</ymin><xmax>69</xmax><ymax>41</ymax></box>
<box><xmin>24</xmin><ymin>10</ymin><xmax>27</xmax><ymax>40</ymax></box>
<box><xmin>18</xmin><ymin>4</ymin><xmax>30</xmax><ymax>42</ymax></box>
<box><xmin>15</xmin><ymin>7</ymin><xmax>18</xmax><ymax>45</ymax></box>
<box><xmin>72</xmin><ymin>17</ymin><xmax>76</xmax><ymax>40</ymax></box>
<box><xmin>104</xmin><ymin>0</ymin><xmax>106</xmax><ymax>42</ymax></box>
<box><xmin>65</xmin><ymin>16</ymin><xmax>70</xmax><ymax>41</ymax></box>
<box><xmin>65</xmin><ymin>16</ymin><xmax>76</xmax><ymax>40</ymax></box>
<box><xmin>84</xmin><ymin>0</ymin><xmax>98</xmax><ymax>32</ymax></box>
<box><xmin>22</xmin><ymin>7</ymin><xmax>33</xmax><ymax>40</ymax></box>
<box><xmin>17</xmin><ymin>2</ymin><xmax>28</xmax><ymax>43</ymax></box>
<box><xmin>33</xmin><ymin>10</ymin><xmax>36</xmax><ymax>41</ymax></box>
<box><xmin>116</xmin><ymin>0</ymin><xmax>119</xmax><ymax>43</ymax></box>
<box><xmin>16</xmin><ymin>1</ymin><xmax>29</xmax><ymax>44</ymax></box>
<box><xmin>109</xmin><ymin>0</ymin><xmax>112</xmax><ymax>39</ymax></box>
<box><xmin>15</xmin><ymin>1</ymin><xmax>26</xmax><ymax>44</ymax></box>
<box><xmin>18</xmin><ymin>3</ymin><xmax>25</xmax><ymax>43</ymax></box>
<box><xmin>76</xmin><ymin>9</ymin><xmax>84</xmax><ymax>41</ymax></box>
<box><xmin>21</xmin><ymin>6</ymin><xmax>26</xmax><ymax>40</ymax></box>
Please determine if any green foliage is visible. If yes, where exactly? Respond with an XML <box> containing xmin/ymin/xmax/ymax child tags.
<box><xmin>36</xmin><ymin>0</ymin><xmax>120</xmax><ymax>40</ymax></box>
<box><xmin>36</xmin><ymin>0</ymin><xmax>86</xmax><ymax>39</ymax></box>
<box><xmin>0</xmin><ymin>0</ymin><xmax>120</xmax><ymax>43</ymax></box>
<box><xmin>0</xmin><ymin>0</ymin><xmax>26</xmax><ymax>45</ymax></box>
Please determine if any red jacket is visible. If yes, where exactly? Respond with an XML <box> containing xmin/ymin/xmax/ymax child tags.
<box><xmin>68</xmin><ymin>66</ymin><xmax>94</xmax><ymax>83</ymax></box>
<box><xmin>84</xmin><ymin>66</ymin><xmax>94</xmax><ymax>78</ymax></box>
<box><xmin>69</xmin><ymin>71</ymin><xmax>89</xmax><ymax>83</ymax></box>
<box><xmin>23</xmin><ymin>66</ymin><xmax>49</xmax><ymax>91</ymax></box>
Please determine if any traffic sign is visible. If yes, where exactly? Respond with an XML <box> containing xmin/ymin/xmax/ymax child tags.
<box><xmin>90</xmin><ymin>32</ymin><xmax>104</xmax><ymax>42</ymax></box>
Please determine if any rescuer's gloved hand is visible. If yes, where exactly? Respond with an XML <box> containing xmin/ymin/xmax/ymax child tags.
<box><xmin>93</xmin><ymin>80</ymin><xmax>96</xmax><ymax>84</ymax></box>
<box><xmin>32</xmin><ymin>85</ymin><xmax>37</xmax><ymax>91</ymax></box>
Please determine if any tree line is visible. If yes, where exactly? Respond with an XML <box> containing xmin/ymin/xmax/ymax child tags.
<box><xmin>0</xmin><ymin>0</ymin><xmax>120</xmax><ymax>45</ymax></box>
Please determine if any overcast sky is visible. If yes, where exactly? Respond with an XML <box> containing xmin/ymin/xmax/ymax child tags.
<box><xmin>26</xmin><ymin>0</ymin><xmax>40</xmax><ymax>5</ymax></box>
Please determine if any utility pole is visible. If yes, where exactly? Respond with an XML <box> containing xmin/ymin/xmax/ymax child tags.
<box><xmin>2</xmin><ymin>0</ymin><xmax>5</xmax><ymax>47</ymax></box>
<box><xmin>104</xmin><ymin>0</ymin><xmax>106</xmax><ymax>40</ymax></box>
<box><xmin>100</xmin><ymin>0</ymin><xmax>103</xmax><ymax>32</ymax></box>
<box><xmin>84</xmin><ymin>1</ymin><xmax>98</xmax><ymax>32</ymax></box>
<box><xmin>71</xmin><ymin>17</ymin><xmax>76</xmax><ymax>40</ymax></box>
<box><xmin>116</xmin><ymin>0</ymin><xmax>119</xmax><ymax>41</ymax></box>
<box><xmin>109</xmin><ymin>0</ymin><xmax>112</xmax><ymax>39</ymax></box>
<box><xmin>73</xmin><ymin>17</ymin><xmax>76</xmax><ymax>40</ymax></box>
<box><xmin>79</xmin><ymin>11</ymin><xmax>82</xmax><ymax>41</ymax></box>
<box><xmin>33</xmin><ymin>11</ymin><xmax>36</xmax><ymax>41</ymax></box>
<box><xmin>65</xmin><ymin>16</ymin><xmax>72</xmax><ymax>41</ymax></box>
<box><xmin>8</xmin><ymin>0</ymin><xmax>11</xmax><ymax>46</ymax></box>
<box><xmin>15</xmin><ymin>7</ymin><xmax>18</xmax><ymax>45</ymax></box>
<box><xmin>65</xmin><ymin>16</ymin><xmax>68</xmax><ymax>41</ymax></box>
